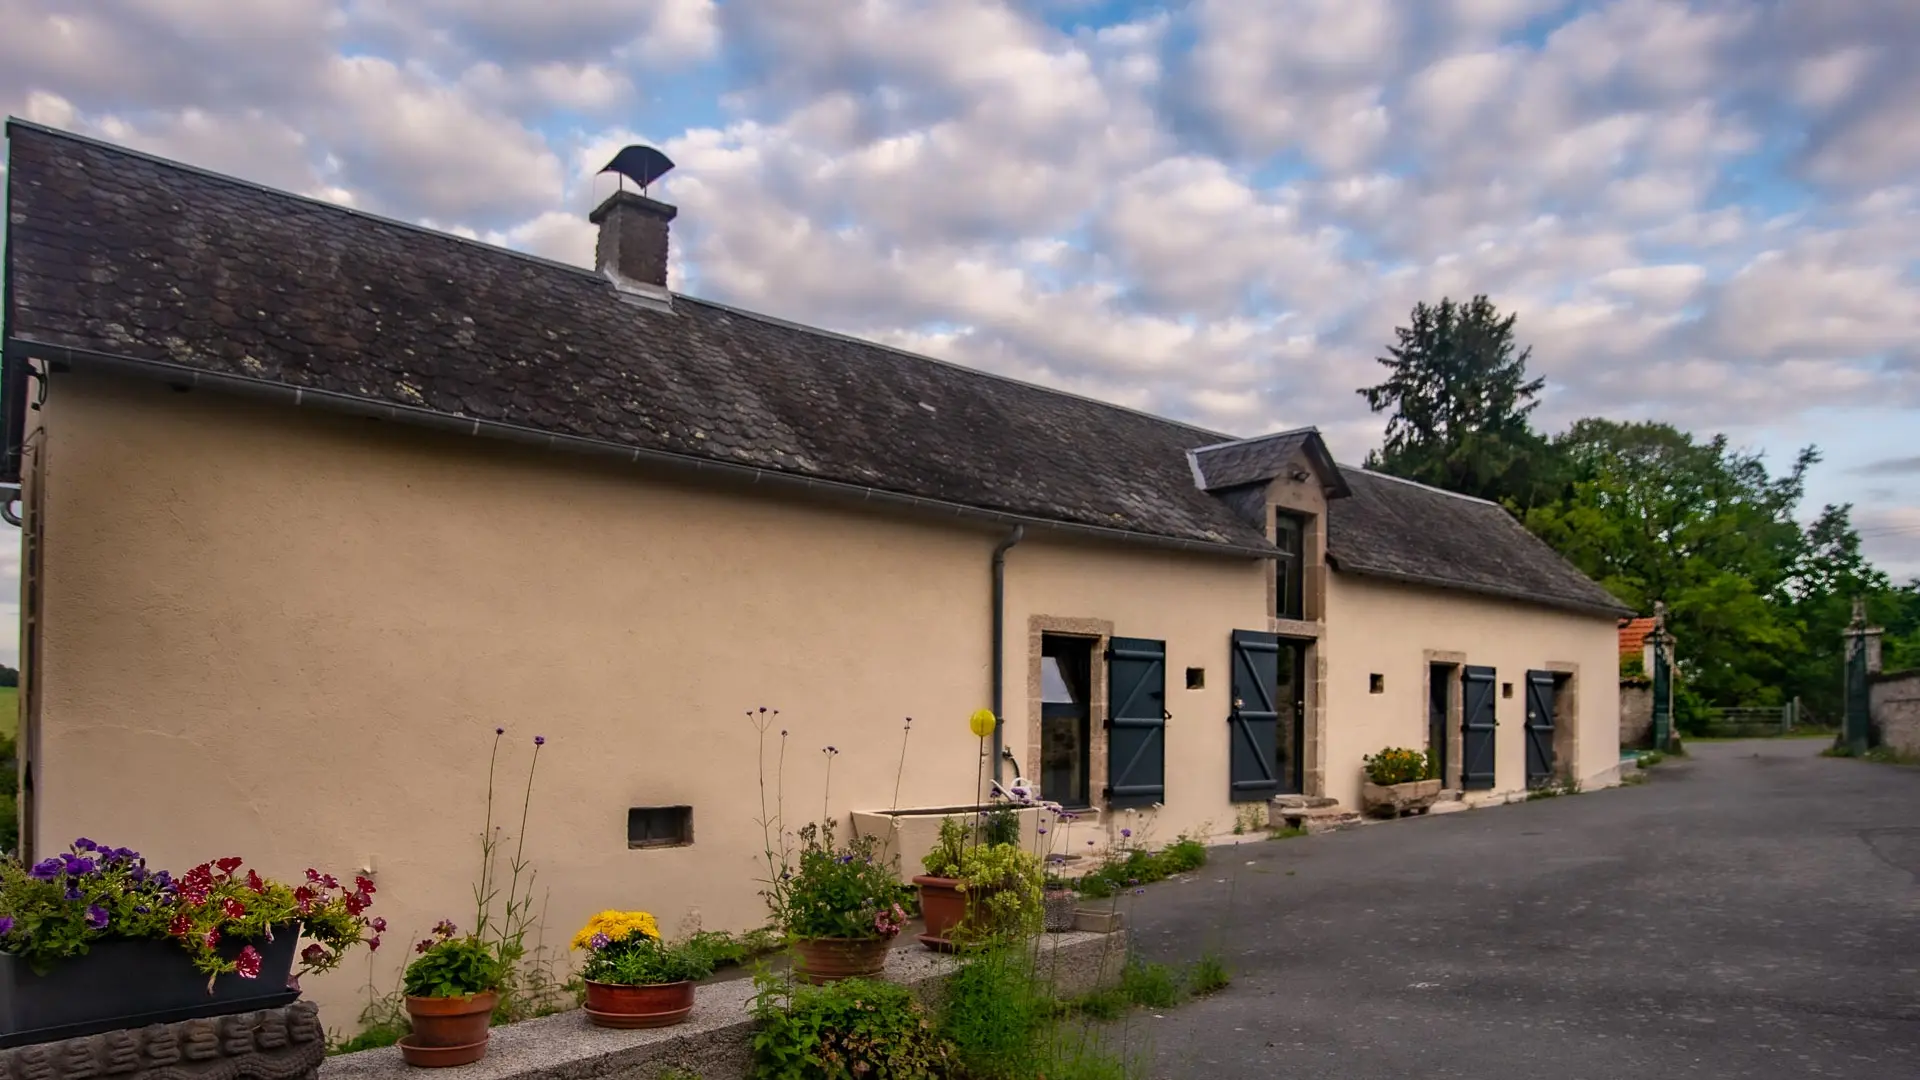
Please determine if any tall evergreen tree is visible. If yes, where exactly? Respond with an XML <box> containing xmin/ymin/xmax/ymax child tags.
<box><xmin>1358</xmin><ymin>295</ymin><xmax>1556</xmax><ymax>507</ymax></box>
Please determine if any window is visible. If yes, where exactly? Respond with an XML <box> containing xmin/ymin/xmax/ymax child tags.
<box><xmin>1040</xmin><ymin>636</ymin><xmax>1094</xmax><ymax>808</ymax></box>
<box><xmin>1369</xmin><ymin>673</ymin><xmax>1385</xmax><ymax>694</ymax></box>
<box><xmin>628</xmin><ymin>806</ymin><xmax>693</xmax><ymax>848</ymax></box>
<box><xmin>1502</xmin><ymin>682</ymin><xmax>1514</xmax><ymax>700</ymax></box>
<box><xmin>1275</xmin><ymin>512</ymin><xmax>1305</xmax><ymax>620</ymax></box>
<box><xmin>1186</xmin><ymin>667</ymin><xmax>1206</xmax><ymax>690</ymax></box>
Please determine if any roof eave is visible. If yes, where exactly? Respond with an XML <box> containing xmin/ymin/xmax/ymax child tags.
<box><xmin>1328</xmin><ymin>557</ymin><xmax>1635</xmax><ymax>619</ymax></box>
<box><xmin>5</xmin><ymin>337</ymin><xmax>1283</xmax><ymax>561</ymax></box>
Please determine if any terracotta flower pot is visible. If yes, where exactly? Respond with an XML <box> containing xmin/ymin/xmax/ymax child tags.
<box><xmin>400</xmin><ymin>991</ymin><xmax>496</xmax><ymax>1068</ymax></box>
<box><xmin>790</xmin><ymin>937</ymin><xmax>889</xmax><ymax>984</ymax></box>
<box><xmin>583</xmin><ymin>980</ymin><xmax>695</xmax><ymax>1029</ymax></box>
<box><xmin>913</xmin><ymin>876</ymin><xmax>965</xmax><ymax>949</ymax></box>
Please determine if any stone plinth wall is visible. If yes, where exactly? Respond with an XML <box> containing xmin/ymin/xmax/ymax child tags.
<box><xmin>1871</xmin><ymin>669</ymin><xmax>1920</xmax><ymax>755</ymax></box>
<box><xmin>324</xmin><ymin>930</ymin><xmax>1126</xmax><ymax>1080</ymax></box>
<box><xmin>1620</xmin><ymin>682</ymin><xmax>1652</xmax><ymax>749</ymax></box>
<box><xmin>0</xmin><ymin>1002</ymin><xmax>323</xmax><ymax>1080</ymax></box>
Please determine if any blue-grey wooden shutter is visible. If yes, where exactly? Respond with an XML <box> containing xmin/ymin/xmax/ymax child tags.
<box><xmin>1229</xmin><ymin>630</ymin><xmax>1280</xmax><ymax>802</ymax></box>
<box><xmin>1524</xmin><ymin>671</ymin><xmax>1556</xmax><ymax>787</ymax></box>
<box><xmin>1462</xmin><ymin>665</ymin><xmax>1498</xmax><ymax>791</ymax></box>
<box><xmin>1106</xmin><ymin>637</ymin><xmax>1167</xmax><ymax>807</ymax></box>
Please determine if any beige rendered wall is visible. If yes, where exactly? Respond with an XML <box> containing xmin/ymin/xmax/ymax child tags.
<box><xmin>28</xmin><ymin>374</ymin><xmax>1012</xmax><ymax>1029</ymax></box>
<box><xmin>1323</xmin><ymin>574</ymin><xmax>1621</xmax><ymax>808</ymax></box>
<box><xmin>1000</xmin><ymin>540</ymin><xmax>1273</xmax><ymax>847</ymax></box>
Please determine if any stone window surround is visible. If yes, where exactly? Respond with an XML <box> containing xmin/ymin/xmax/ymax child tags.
<box><xmin>1423</xmin><ymin>650</ymin><xmax>1468</xmax><ymax>791</ymax></box>
<box><xmin>1539</xmin><ymin>661</ymin><xmax>1580</xmax><ymax>784</ymax></box>
<box><xmin>1024</xmin><ymin>615</ymin><xmax>1115</xmax><ymax>810</ymax></box>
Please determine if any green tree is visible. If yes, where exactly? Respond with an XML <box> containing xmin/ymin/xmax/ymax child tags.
<box><xmin>1523</xmin><ymin>420</ymin><xmax>1815</xmax><ymax>707</ymax></box>
<box><xmin>1779</xmin><ymin>505</ymin><xmax>1920</xmax><ymax>719</ymax></box>
<box><xmin>1358</xmin><ymin>295</ymin><xmax>1560</xmax><ymax>507</ymax></box>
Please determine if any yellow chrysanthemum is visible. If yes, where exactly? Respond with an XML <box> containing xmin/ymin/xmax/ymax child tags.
<box><xmin>570</xmin><ymin>910</ymin><xmax>661</xmax><ymax>951</ymax></box>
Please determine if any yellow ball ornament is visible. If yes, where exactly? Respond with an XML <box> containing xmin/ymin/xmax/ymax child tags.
<box><xmin>968</xmin><ymin>708</ymin><xmax>997</xmax><ymax>739</ymax></box>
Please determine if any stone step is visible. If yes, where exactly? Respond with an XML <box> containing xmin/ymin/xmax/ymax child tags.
<box><xmin>1271</xmin><ymin>802</ymin><xmax>1365</xmax><ymax>834</ymax></box>
<box><xmin>1271</xmin><ymin>794</ymin><xmax>1340</xmax><ymax>810</ymax></box>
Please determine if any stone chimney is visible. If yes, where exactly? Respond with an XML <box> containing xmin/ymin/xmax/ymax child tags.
<box><xmin>590</xmin><ymin>190</ymin><xmax>676</xmax><ymax>292</ymax></box>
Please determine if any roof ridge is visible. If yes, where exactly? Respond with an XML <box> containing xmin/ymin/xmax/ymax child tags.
<box><xmin>4</xmin><ymin>117</ymin><xmax>609</xmax><ymax>284</ymax></box>
<box><xmin>1336</xmin><ymin>463</ymin><xmax>1501</xmax><ymax>506</ymax></box>
<box><xmin>1189</xmin><ymin>425</ymin><xmax>1320</xmax><ymax>454</ymax></box>
<box><xmin>8</xmin><ymin>117</ymin><xmax>1240</xmax><ymax>451</ymax></box>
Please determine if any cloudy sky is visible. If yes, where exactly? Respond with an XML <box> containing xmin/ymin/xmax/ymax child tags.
<box><xmin>2</xmin><ymin>0</ymin><xmax>1918</xmax><ymax>662</ymax></box>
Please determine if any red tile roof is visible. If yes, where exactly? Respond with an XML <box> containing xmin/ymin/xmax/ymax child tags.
<box><xmin>1618</xmin><ymin>617</ymin><xmax>1656</xmax><ymax>659</ymax></box>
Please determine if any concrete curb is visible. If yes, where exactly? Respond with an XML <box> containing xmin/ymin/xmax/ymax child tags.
<box><xmin>322</xmin><ymin>931</ymin><xmax>1126</xmax><ymax>1080</ymax></box>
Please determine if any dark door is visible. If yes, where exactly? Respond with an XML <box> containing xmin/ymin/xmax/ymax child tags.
<box><xmin>1040</xmin><ymin>636</ymin><xmax>1094</xmax><ymax>807</ymax></box>
<box><xmin>1106</xmin><ymin>637</ymin><xmax>1167</xmax><ymax>807</ymax></box>
<box><xmin>1524</xmin><ymin>670</ymin><xmax>1556</xmax><ymax>787</ymax></box>
<box><xmin>1277</xmin><ymin>641</ymin><xmax>1306</xmax><ymax>794</ymax></box>
<box><xmin>1427</xmin><ymin>666</ymin><xmax>1450</xmax><ymax>785</ymax></box>
<box><xmin>1462</xmin><ymin>665</ymin><xmax>1497</xmax><ymax>791</ymax></box>
<box><xmin>1229</xmin><ymin>630</ymin><xmax>1279</xmax><ymax>802</ymax></box>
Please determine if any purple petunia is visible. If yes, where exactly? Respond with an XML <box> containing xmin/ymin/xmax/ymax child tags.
<box><xmin>86</xmin><ymin>905</ymin><xmax>110</xmax><ymax>930</ymax></box>
<box><xmin>72</xmin><ymin>838</ymin><xmax>98</xmax><ymax>852</ymax></box>
<box><xmin>61</xmin><ymin>855</ymin><xmax>97</xmax><ymax>877</ymax></box>
<box><xmin>0</xmin><ymin>916</ymin><xmax>13</xmax><ymax>936</ymax></box>
<box><xmin>28</xmin><ymin>858</ymin><xmax>62</xmax><ymax>882</ymax></box>
<box><xmin>64</xmin><ymin>887</ymin><xmax>82</xmax><ymax>901</ymax></box>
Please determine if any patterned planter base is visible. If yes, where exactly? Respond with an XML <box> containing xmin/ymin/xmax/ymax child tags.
<box><xmin>0</xmin><ymin>1001</ymin><xmax>324</xmax><ymax>1080</ymax></box>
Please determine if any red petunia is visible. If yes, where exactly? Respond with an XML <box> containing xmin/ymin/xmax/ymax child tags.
<box><xmin>215</xmin><ymin>857</ymin><xmax>244</xmax><ymax>876</ymax></box>
<box><xmin>305</xmin><ymin>868</ymin><xmax>321</xmax><ymax>884</ymax></box>
<box><xmin>221</xmin><ymin>897</ymin><xmax>247</xmax><ymax>920</ymax></box>
<box><xmin>354</xmin><ymin>876</ymin><xmax>377</xmax><ymax>897</ymax></box>
<box><xmin>235</xmin><ymin>945</ymin><xmax>262</xmax><ymax>979</ymax></box>
<box><xmin>293</xmin><ymin>885</ymin><xmax>317</xmax><ymax>914</ymax></box>
<box><xmin>246</xmin><ymin>870</ymin><xmax>266</xmax><ymax>894</ymax></box>
<box><xmin>370</xmin><ymin>917</ymin><xmax>387</xmax><ymax>933</ymax></box>
<box><xmin>168</xmin><ymin>914</ymin><xmax>193</xmax><ymax>937</ymax></box>
<box><xmin>367</xmin><ymin>935</ymin><xmax>382</xmax><ymax>952</ymax></box>
<box><xmin>343</xmin><ymin>891</ymin><xmax>370</xmax><ymax>916</ymax></box>
<box><xmin>301</xmin><ymin>943</ymin><xmax>327</xmax><ymax>965</ymax></box>
<box><xmin>202</xmin><ymin>928</ymin><xmax>221</xmax><ymax>949</ymax></box>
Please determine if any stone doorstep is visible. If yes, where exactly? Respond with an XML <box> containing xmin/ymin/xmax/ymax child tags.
<box><xmin>1270</xmin><ymin>795</ymin><xmax>1339</xmax><ymax>810</ymax></box>
<box><xmin>321</xmin><ymin>931</ymin><xmax>1126</xmax><ymax>1080</ymax></box>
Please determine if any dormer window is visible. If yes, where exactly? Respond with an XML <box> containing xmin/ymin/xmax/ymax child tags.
<box><xmin>1275</xmin><ymin>511</ymin><xmax>1304</xmax><ymax>620</ymax></box>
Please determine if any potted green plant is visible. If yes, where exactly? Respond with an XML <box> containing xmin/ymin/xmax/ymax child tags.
<box><xmin>771</xmin><ymin>821</ymin><xmax>909</xmax><ymax>984</ymax></box>
<box><xmin>572</xmin><ymin>910</ymin><xmax>712</xmax><ymax>1028</ymax></box>
<box><xmin>1360</xmin><ymin>747</ymin><xmax>1443</xmax><ymax>818</ymax></box>
<box><xmin>399</xmin><ymin>920</ymin><xmax>507</xmax><ymax>1068</ymax></box>
<box><xmin>914</xmin><ymin>817</ymin><xmax>1043</xmax><ymax>951</ymax></box>
<box><xmin>0</xmin><ymin>840</ymin><xmax>378</xmax><ymax>1047</ymax></box>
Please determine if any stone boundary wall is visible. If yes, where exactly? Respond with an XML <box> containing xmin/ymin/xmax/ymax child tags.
<box><xmin>0</xmin><ymin>1002</ymin><xmax>325</xmax><ymax>1080</ymax></box>
<box><xmin>323</xmin><ymin>930</ymin><xmax>1126</xmax><ymax>1080</ymax></box>
<box><xmin>1871</xmin><ymin>669</ymin><xmax>1920</xmax><ymax>755</ymax></box>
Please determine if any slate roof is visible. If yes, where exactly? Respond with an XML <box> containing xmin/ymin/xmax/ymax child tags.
<box><xmin>2</xmin><ymin>121</ymin><xmax>1628</xmax><ymax>619</ymax></box>
<box><xmin>1189</xmin><ymin>429</ymin><xmax>1349</xmax><ymax>495</ymax></box>
<box><xmin>0</xmin><ymin>121</ymin><xmax>1268</xmax><ymax>553</ymax></box>
<box><xmin>1327</xmin><ymin>468</ymin><xmax>1633</xmax><ymax>617</ymax></box>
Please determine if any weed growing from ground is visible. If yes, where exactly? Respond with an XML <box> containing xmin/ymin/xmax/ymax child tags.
<box><xmin>1075</xmin><ymin>834</ymin><xmax>1209</xmax><ymax>898</ymax></box>
<box><xmin>1823</xmin><ymin>744</ymin><xmax>1920</xmax><ymax>765</ymax></box>
<box><xmin>1118</xmin><ymin>958</ymin><xmax>1182</xmax><ymax>1009</ymax></box>
<box><xmin>1185</xmin><ymin>952</ymin><xmax>1231</xmax><ymax>996</ymax></box>
<box><xmin>1267</xmin><ymin>826</ymin><xmax>1308</xmax><ymax>840</ymax></box>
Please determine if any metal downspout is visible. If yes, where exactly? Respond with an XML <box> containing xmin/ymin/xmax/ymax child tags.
<box><xmin>990</xmin><ymin>525</ymin><xmax>1025</xmax><ymax>791</ymax></box>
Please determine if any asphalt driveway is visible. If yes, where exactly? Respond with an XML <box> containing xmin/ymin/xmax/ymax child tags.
<box><xmin>1120</xmin><ymin>740</ymin><xmax>1920</xmax><ymax>1080</ymax></box>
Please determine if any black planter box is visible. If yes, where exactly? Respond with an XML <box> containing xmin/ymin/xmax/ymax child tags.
<box><xmin>0</xmin><ymin>928</ymin><xmax>300</xmax><ymax>1048</ymax></box>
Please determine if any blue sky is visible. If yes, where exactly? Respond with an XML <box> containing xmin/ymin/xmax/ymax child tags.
<box><xmin>1</xmin><ymin>0</ymin><xmax>1918</xmax><ymax>662</ymax></box>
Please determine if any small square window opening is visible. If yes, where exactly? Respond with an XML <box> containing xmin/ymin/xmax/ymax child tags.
<box><xmin>1502</xmin><ymin>682</ymin><xmax>1514</xmax><ymax>699</ymax></box>
<box><xmin>1186</xmin><ymin>667</ymin><xmax>1206</xmax><ymax>690</ymax></box>
<box><xmin>1369</xmin><ymin>673</ymin><xmax>1385</xmax><ymax>694</ymax></box>
<box><xmin>628</xmin><ymin>806</ymin><xmax>693</xmax><ymax>849</ymax></box>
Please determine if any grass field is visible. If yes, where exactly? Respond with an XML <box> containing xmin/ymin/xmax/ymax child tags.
<box><xmin>0</xmin><ymin>686</ymin><xmax>16</xmax><ymax>740</ymax></box>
